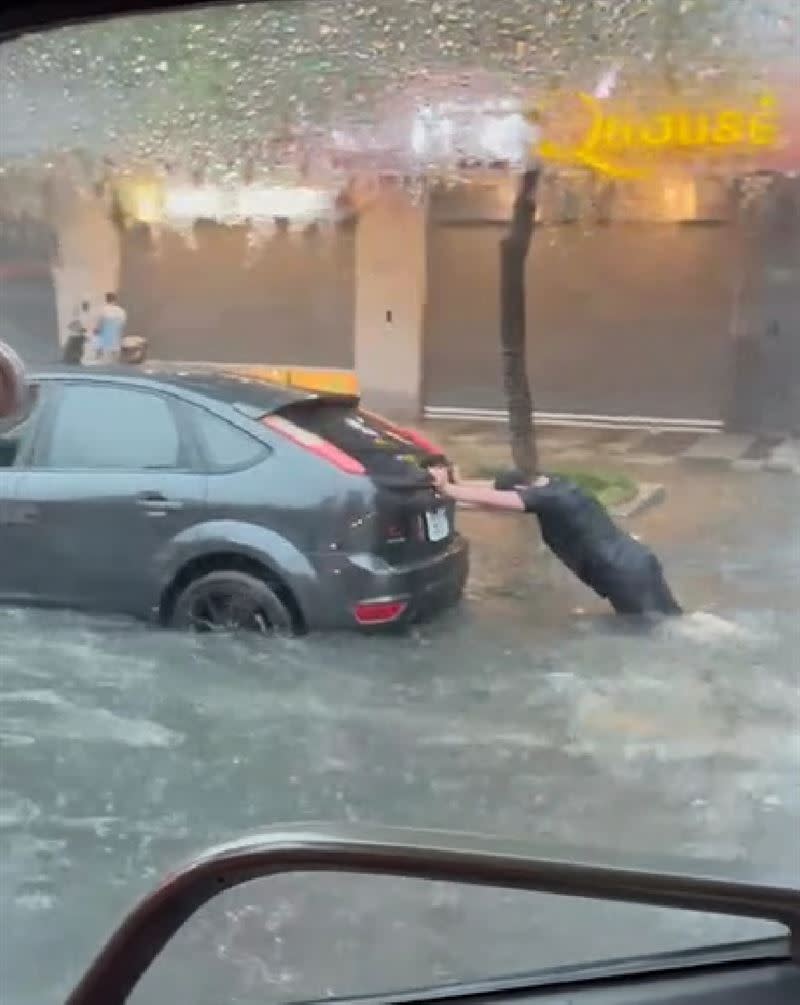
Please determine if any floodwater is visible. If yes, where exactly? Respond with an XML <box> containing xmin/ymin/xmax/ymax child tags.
<box><xmin>1</xmin><ymin>468</ymin><xmax>798</xmax><ymax>1004</ymax></box>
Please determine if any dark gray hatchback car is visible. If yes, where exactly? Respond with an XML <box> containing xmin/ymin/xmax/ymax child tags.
<box><xmin>0</xmin><ymin>367</ymin><xmax>469</xmax><ymax>633</ymax></box>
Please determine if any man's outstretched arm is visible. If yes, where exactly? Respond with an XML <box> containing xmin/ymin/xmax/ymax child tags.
<box><xmin>430</xmin><ymin>468</ymin><xmax>525</xmax><ymax>512</ymax></box>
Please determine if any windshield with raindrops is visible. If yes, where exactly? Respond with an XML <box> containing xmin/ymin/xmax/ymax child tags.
<box><xmin>0</xmin><ymin>2</ymin><xmax>798</xmax><ymax>1004</ymax></box>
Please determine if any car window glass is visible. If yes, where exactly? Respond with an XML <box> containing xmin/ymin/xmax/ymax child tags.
<box><xmin>44</xmin><ymin>385</ymin><xmax>180</xmax><ymax>470</ymax></box>
<box><xmin>284</xmin><ymin>402</ymin><xmax>436</xmax><ymax>480</ymax></box>
<box><xmin>191</xmin><ymin>406</ymin><xmax>265</xmax><ymax>470</ymax></box>
<box><xmin>290</xmin><ymin>405</ymin><xmax>413</xmax><ymax>454</ymax></box>
<box><xmin>285</xmin><ymin>403</ymin><xmax>429</xmax><ymax>459</ymax></box>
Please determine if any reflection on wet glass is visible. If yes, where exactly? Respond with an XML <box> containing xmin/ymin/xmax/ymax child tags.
<box><xmin>1</xmin><ymin>1</ymin><xmax>798</xmax><ymax>171</ymax></box>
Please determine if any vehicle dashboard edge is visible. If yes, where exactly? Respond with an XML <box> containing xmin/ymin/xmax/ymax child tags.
<box><xmin>65</xmin><ymin>823</ymin><xmax>800</xmax><ymax>1005</ymax></box>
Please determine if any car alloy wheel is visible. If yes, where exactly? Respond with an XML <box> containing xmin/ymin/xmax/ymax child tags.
<box><xmin>171</xmin><ymin>570</ymin><xmax>294</xmax><ymax>635</ymax></box>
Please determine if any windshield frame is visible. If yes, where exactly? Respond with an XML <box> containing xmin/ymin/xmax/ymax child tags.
<box><xmin>65</xmin><ymin>823</ymin><xmax>800</xmax><ymax>1005</ymax></box>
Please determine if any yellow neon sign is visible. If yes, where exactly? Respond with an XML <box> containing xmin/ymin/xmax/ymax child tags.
<box><xmin>538</xmin><ymin>92</ymin><xmax>780</xmax><ymax>179</ymax></box>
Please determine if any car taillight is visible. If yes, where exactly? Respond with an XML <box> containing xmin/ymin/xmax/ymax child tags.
<box><xmin>354</xmin><ymin>599</ymin><xmax>408</xmax><ymax>625</ymax></box>
<box><xmin>362</xmin><ymin>409</ymin><xmax>443</xmax><ymax>457</ymax></box>
<box><xmin>262</xmin><ymin>415</ymin><xmax>366</xmax><ymax>475</ymax></box>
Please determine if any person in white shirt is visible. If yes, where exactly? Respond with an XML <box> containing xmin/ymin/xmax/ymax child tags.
<box><xmin>94</xmin><ymin>292</ymin><xmax>128</xmax><ymax>362</ymax></box>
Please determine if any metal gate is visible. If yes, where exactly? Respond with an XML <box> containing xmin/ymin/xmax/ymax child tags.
<box><xmin>0</xmin><ymin>215</ymin><xmax>60</xmax><ymax>364</ymax></box>
<box><xmin>729</xmin><ymin>175</ymin><xmax>800</xmax><ymax>436</ymax></box>
<box><xmin>119</xmin><ymin>220</ymin><xmax>356</xmax><ymax>369</ymax></box>
<box><xmin>424</xmin><ymin>216</ymin><xmax>741</xmax><ymax>427</ymax></box>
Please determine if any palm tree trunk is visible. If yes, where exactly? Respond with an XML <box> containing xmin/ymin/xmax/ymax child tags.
<box><xmin>500</xmin><ymin>167</ymin><xmax>540</xmax><ymax>476</ymax></box>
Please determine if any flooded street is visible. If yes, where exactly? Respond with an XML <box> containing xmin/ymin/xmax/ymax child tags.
<box><xmin>3</xmin><ymin>2</ymin><xmax>799</xmax><ymax>1001</ymax></box>
<box><xmin>1</xmin><ymin>467</ymin><xmax>799</xmax><ymax>1004</ymax></box>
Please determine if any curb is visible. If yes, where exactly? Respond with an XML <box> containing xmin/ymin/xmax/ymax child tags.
<box><xmin>611</xmin><ymin>482</ymin><xmax>666</xmax><ymax>519</ymax></box>
<box><xmin>431</xmin><ymin>422</ymin><xmax>799</xmax><ymax>478</ymax></box>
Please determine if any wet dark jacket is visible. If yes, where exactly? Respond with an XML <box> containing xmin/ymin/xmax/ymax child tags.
<box><xmin>517</xmin><ymin>477</ymin><xmax>680</xmax><ymax>614</ymax></box>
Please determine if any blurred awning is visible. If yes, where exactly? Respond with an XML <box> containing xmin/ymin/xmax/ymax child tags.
<box><xmin>302</xmin><ymin>71</ymin><xmax>531</xmax><ymax>184</ymax></box>
<box><xmin>2</xmin><ymin>3</ymin><xmax>797</xmax><ymax>182</ymax></box>
<box><xmin>315</xmin><ymin>71</ymin><xmax>800</xmax><ymax>184</ymax></box>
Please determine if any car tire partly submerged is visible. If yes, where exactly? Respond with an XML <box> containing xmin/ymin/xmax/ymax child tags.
<box><xmin>170</xmin><ymin>570</ymin><xmax>295</xmax><ymax>635</ymax></box>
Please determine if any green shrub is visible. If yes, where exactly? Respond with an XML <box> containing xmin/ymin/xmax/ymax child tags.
<box><xmin>551</xmin><ymin>468</ymin><xmax>637</xmax><ymax>508</ymax></box>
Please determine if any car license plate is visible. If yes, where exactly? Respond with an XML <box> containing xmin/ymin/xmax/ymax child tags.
<box><xmin>425</xmin><ymin>507</ymin><xmax>450</xmax><ymax>542</ymax></box>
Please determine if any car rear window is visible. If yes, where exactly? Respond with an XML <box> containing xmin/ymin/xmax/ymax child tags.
<box><xmin>283</xmin><ymin>403</ymin><xmax>429</xmax><ymax>461</ymax></box>
<box><xmin>279</xmin><ymin>401</ymin><xmax>441</xmax><ymax>483</ymax></box>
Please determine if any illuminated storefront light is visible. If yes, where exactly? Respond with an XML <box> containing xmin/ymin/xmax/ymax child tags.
<box><xmin>660</xmin><ymin>175</ymin><xmax>698</xmax><ymax>222</ymax></box>
<box><xmin>135</xmin><ymin>183</ymin><xmax>337</xmax><ymax>225</ymax></box>
<box><xmin>163</xmin><ymin>185</ymin><xmax>225</xmax><ymax>221</ymax></box>
<box><xmin>114</xmin><ymin>176</ymin><xmax>164</xmax><ymax>224</ymax></box>
<box><xmin>236</xmin><ymin>186</ymin><xmax>333</xmax><ymax>222</ymax></box>
<box><xmin>537</xmin><ymin>91</ymin><xmax>783</xmax><ymax>180</ymax></box>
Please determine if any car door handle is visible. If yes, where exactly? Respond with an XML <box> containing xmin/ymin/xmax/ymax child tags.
<box><xmin>17</xmin><ymin>504</ymin><xmax>40</xmax><ymax>525</ymax></box>
<box><xmin>136</xmin><ymin>492</ymin><xmax>184</xmax><ymax>513</ymax></box>
<box><xmin>0</xmin><ymin>502</ymin><xmax>39</xmax><ymax>526</ymax></box>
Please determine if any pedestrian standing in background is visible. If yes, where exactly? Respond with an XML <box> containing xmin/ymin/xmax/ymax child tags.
<box><xmin>63</xmin><ymin>300</ymin><xmax>92</xmax><ymax>365</ymax></box>
<box><xmin>93</xmin><ymin>292</ymin><xmax>127</xmax><ymax>363</ymax></box>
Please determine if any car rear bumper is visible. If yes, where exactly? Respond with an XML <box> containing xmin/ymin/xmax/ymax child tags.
<box><xmin>305</xmin><ymin>534</ymin><xmax>470</xmax><ymax>630</ymax></box>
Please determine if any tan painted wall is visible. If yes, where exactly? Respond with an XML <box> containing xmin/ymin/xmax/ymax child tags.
<box><xmin>119</xmin><ymin>221</ymin><xmax>354</xmax><ymax>368</ymax></box>
<box><xmin>48</xmin><ymin>179</ymin><xmax>120</xmax><ymax>346</ymax></box>
<box><xmin>354</xmin><ymin>190</ymin><xmax>427</xmax><ymax>417</ymax></box>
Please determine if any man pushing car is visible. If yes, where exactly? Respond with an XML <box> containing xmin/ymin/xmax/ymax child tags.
<box><xmin>430</xmin><ymin>465</ymin><xmax>682</xmax><ymax>617</ymax></box>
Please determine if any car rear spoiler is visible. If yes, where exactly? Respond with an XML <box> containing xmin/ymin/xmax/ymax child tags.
<box><xmin>66</xmin><ymin>823</ymin><xmax>800</xmax><ymax>1005</ymax></box>
<box><xmin>233</xmin><ymin>391</ymin><xmax>361</xmax><ymax>422</ymax></box>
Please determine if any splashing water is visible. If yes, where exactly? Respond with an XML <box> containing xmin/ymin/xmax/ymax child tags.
<box><xmin>662</xmin><ymin>610</ymin><xmax>766</xmax><ymax>645</ymax></box>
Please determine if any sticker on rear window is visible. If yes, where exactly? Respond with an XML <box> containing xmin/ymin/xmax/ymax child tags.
<box><xmin>345</xmin><ymin>415</ymin><xmax>379</xmax><ymax>437</ymax></box>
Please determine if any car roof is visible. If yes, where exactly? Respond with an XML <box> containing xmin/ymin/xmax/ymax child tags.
<box><xmin>27</xmin><ymin>364</ymin><xmax>358</xmax><ymax>416</ymax></box>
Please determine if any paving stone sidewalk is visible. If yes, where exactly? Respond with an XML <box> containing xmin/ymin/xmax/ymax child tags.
<box><xmin>423</xmin><ymin>421</ymin><xmax>800</xmax><ymax>476</ymax></box>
